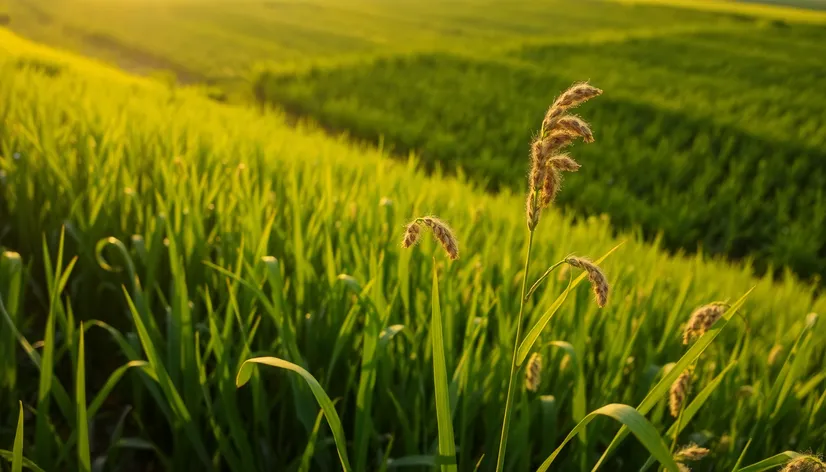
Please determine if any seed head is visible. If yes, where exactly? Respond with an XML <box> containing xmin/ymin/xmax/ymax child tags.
<box><xmin>530</xmin><ymin>138</ymin><xmax>548</xmax><ymax>191</ymax></box>
<box><xmin>540</xmin><ymin>165</ymin><xmax>561</xmax><ymax>208</ymax></box>
<box><xmin>682</xmin><ymin>303</ymin><xmax>728</xmax><ymax>345</ymax></box>
<box><xmin>549</xmin><ymin>154</ymin><xmax>581</xmax><ymax>172</ymax></box>
<box><xmin>542</xmin><ymin>82</ymin><xmax>603</xmax><ymax>132</ymax></box>
<box><xmin>669</xmin><ymin>369</ymin><xmax>692</xmax><ymax>418</ymax></box>
<box><xmin>421</xmin><ymin>216</ymin><xmax>459</xmax><ymax>260</ymax></box>
<box><xmin>674</xmin><ymin>443</ymin><xmax>710</xmax><ymax>462</ymax></box>
<box><xmin>401</xmin><ymin>222</ymin><xmax>421</xmax><ymax>248</ymax></box>
<box><xmin>525</xmin><ymin>352</ymin><xmax>543</xmax><ymax>392</ymax></box>
<box><xmin>526</xmin><ymin>191</ymin><xmax>541</xmax><ymax>230</ymax></box>
<box><xmin>541</xmin><ymin>130</ymin><xmax>577</xmax><ymax>155</ymax></box>
<box><xmin>555</xmin><ymin>115</ymin><xmax>594</xmax><ymax>143</ymax></box>
<box><xmin>677</xmin><ymin>464</ymin><xmax>691</xmax><ymax>472</ymax></box>
<box><xmin>781</xmin><ymin>456</ymin><xmax>826</xmax><ymax>472</ymax></box>
<box><xmin>565</xmin><ymin>256</ymin><xmax>609</xmax><ymax>307</ymax></box>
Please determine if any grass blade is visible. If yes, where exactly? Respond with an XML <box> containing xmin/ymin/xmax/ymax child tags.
<box><xmin>737</xmin><ymin>451</ymin><xmax>802</xmax><ymax>472</ymax></box>
<box><xmin>431</xmin><ymin>263</ymin><xmax>457</xmax><ymax>472</ymax></box>
<box><xmin>517</xmin><ymin>243</ymin><xmax>623</xmax><ymax>366</ymax></box>
<box><xmin>13</xmin><ymin>401</ymin><xmax>23</xmax><ymax>472</ymax></box>
<box><xmin>237</xmin><ymin>357</ymin><xmax>353</xmax><ymax>472</ymax></box>
<box><xmin>536</xmin><ymin>404</ymin><xmax>680</xmax><ymax>472</ymax></box>
<box><xmin>76</xmin><ymin>324</ymin><xmax>91</xmax><ymax>472</ymax></box>
<box><xmin>593</xmin><ymin>288</ymin><xmax>753</xmax><ymax>470</ymax></box>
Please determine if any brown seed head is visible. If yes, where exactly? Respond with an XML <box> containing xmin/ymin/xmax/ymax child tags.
<box><xmin>526</xmin><ymin>191</ymin><xmax>541</xmax><ymax>230</ymax></box>
<box><xmin>530</xmin><ymin>138</ymin><xmax>548</xmax><ymax>191</ymax></box>
<box><xmin>555</xmin><ymin>115</ymin><xmax>594</xmax><ymax>143</ymax></box>
<box><xmin>421</xmin><ymin>216</ymin><xmax>459</xmax><ymax>260</ymax></box>
<box><xmin>674</xmin><ymin>443</ymin><xmax>710</xmax><ymax>462</ymax></box>
<box><xmin>541</xmin><ymin>130</ymin><xmax>577</xmax><ymax>155</ymax></box>
<box><xmin>565</xmin><ymin>256</ymin><xmax>609</xmax><ymax>307</ymax></box>
<box><xmin>669</xmin><ymin>369</ymin><xmax>692</xmax><ymax>418</ymax></box>
<box><xmin>781</xmin><ymin>456</ymin><xmax>826</xmax><ymax>472</ymax></box>
<box><xmin>525</xmin><ymin>352</ymin><xmax>543</xmax><ymax>392</ymax></box>
<box><xmin>682</xmin><ymin>303</ymin><xmax>727</xmax><ymax>345</ymax></box>
<box><xmin>542</xmin><ymin>82</ymin><xmax>603</xmax><ymax>132</ymax></box>
<box><xmin>549</xmin><ymin>154</ymin><xmax>581</xmax><ymax>172</ymax></box>
<box><xmin>540</xmin><ymin>165</ymin><xmax>562</xmax><ymax>208</ymax></box>
<box><xmin>401</xmin><ymin>222</ymin><xmax>421</xmax><ymax>248</ymax></box>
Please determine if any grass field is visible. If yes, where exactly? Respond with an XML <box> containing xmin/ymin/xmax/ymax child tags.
<box><xmin>2</xmin><ymin>19</ymin><xmax>826</xmax><ymax>472</ymax></box>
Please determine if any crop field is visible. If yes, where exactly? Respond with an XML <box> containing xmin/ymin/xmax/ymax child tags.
<box><xmin>2</xmin><ymin>1</ymin><xmax>826</xmax><ymax>472</ymax></box>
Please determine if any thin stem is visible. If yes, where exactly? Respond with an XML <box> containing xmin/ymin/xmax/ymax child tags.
<box><xmin>495</xmin><ymin>226</ymin><xmax>535</xmax><ymax>472</ymax></box>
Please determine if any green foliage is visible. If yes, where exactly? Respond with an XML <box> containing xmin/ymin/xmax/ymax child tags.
<box><xmin>1</xmin><ymin>29</ymin><xmax>825</xmax><ymax>471</ymax></box>
<box><xmin>253</xmin><ymin>22</ymin><xmax>826</xmax><ymax>281</ymax></box>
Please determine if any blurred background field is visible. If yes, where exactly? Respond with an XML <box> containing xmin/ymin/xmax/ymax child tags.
<box><xmin>1</xmin><ymin>1</ymin><xmax>826</xmax><ymax>471</ymax></box>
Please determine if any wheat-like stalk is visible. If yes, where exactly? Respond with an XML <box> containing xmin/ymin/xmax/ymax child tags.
<box><xmin>674</xmin><ymin>443</ymin><xmax>710</xmax><ymax>462</ymax></box>
<box><xmin>565</xmin><ymin>256</ymin><xmax>609</xmax><ymax>307</ymax></box>
<box><xmin>542</xmin><ymin>82</ymin><xmax>603</xmax><ymax>133</ymax></box>
<box><xmin>525</xmin><ymin>352</ymin><xmax>543</xmax><ymax>392</ymax></box>
<box><xmin>682</xmin><ymin>303</ymin><xmax>728</xmax><ymax>344</ymax></box>
<box><xmin>549</xmin><ymin>154</ymin><xmax>581</xmax><ymax>172</ymax></box>
<box><xmin>781</xmin><ymin>456</ymin><xmax>826</xmax><ymax>472</ymax></box>
<box><xmin>401</xmin><ymin>216</ymin><xmax>459</xmax><ymax>260</ymax></box>
<box><xmin>555</xmin><ymin>115</ymin><xmax>594</xmax><ymax>143</ymax></box>
<box><xmin>669</xmin><ymin>368</ymin><xmax>692</xmax><ymax>417</ymax></box>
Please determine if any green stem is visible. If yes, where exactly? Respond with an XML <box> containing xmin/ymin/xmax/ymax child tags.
<box><xmin>495</xmin><ymin>228</ymin><xmax>535</xmax><ymax>472</ymax></box>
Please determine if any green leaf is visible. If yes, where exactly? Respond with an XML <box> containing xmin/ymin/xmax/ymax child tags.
<box><xmin>0</xmin><ymin>451</ymin><xmax>44</xmax><ymax>472</ymax></box>
<box><xmin>76</xmin><ymin>324</ymin><xmax>91</xmax><ymax>472</ymax></box>
<box><xmin>737</xmin><ymin>451</ymin><xmax>802</xmax><ymax>472</ymax></box>
<box><xmin>593</xmin><ymin>288</ymin><xmax>753</xmax><ymax>470</ymax></box>
<box><xmin>536</xmin><ymin>404</ymin><xmax>680</xmax><ymax>472</ymax></box>
<box><xmin>298</xmin><ymin>409</ymin><xmax>326</xmax><ymax>472</ymax></box>
<box><xmin>431</xmin><ymin>263</ymin><xmax>458</xmax><ymax>472</ymax></box>
<box><xmin>236</xmin><ymin>357</ymin><xmax>353</xmax><ymax>472</ymax></box>
<box><xmin>13</xmin><ymin>401</ymin><xmax>23</xmax><ymax>472</ymax></box>
<box><xmin>517</xmin><ymin>242</ymin><xmax>623</xmax><ymax>366</ymax></box>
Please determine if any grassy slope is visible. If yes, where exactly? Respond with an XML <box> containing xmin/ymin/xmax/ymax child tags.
<box><xmin>1</xmin><ymin>29</ymin><xmax>825</xmax><ymax>471</ymax></box>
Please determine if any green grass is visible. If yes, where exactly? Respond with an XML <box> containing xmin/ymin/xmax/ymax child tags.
<box><xmin>1</xmin><ymin>29</ymin><xmax>826</xmax><ymax>471</ymax></box>
<box><xmin>252</xmin><ymin>19</ymin><xmax>826</xmax><ymax>282</ymax></box>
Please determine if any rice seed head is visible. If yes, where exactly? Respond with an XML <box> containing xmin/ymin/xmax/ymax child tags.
<box><xmin>674</xmin><ymin>443</ymin><xmax>710</xmax><ymax>462</ymax></box>
<box><xmin>401</xmin><ymin>222</ymin><xmax>421</xmax><ymax>248</ymax></box>
<box><xmin>525</xmin><ymin>352</ymin><xmax>543</xmax><ymax>392</ymax></box>
<box><xmin>565</xmin><ymin>256</ymin><xmax>609</xmax><ymax>307</ymax></box>
<box><xmin>540</xmin><ymin>165</ymin><xmax>562</xmax><ymax>208</ymax></box>
<box><xmin>781</xmin><ymin>456</ymin><xmax>826</xmax><ymax>472</ymax></box>
<box><xmin>530</xmin><ymin>138</ymin><xmax>549</xmax><ymax>191</ymax></box>
<box><xmin>677</xmin><ymin>464</ymin><xmax>692</xmax><ymax>472</ymax></box>
<box><xmin>542</xmin><ymin>82</ymin><xmax>603</xmax><ymax>132</ymax></box>
<box><xmin>526</xmin><ymin>191</ymin><xmax>541</xmax><ymax>230</ymax></box>
<box><xmin>682</xmin><ymin>303</ymin><xmax>728</xmax><ymax>345</ymax></box>
<box><xmin>421</xmin><ymin>216</ymin><xmax>459</xmax><ymax>260</ymax></box>
<box><xmin>541</xmin><ymin>130</ymin><xmax>577</xmax><ymax>155</ymax></box>
<box><xmin>549</xmin><ymin>154</ymin><xmax>581</xmax><ymax>172</ymax></box>
<box><xmin>555</xmin><ymin>115</ymin><xmax>594</xmax><ymax>143</ymax></box>
<box><xmin>669</xmin><ymin>369</ymin><xmax>692</xmax><ymax>418</ymax></box>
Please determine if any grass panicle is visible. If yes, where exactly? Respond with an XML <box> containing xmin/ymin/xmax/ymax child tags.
<box><xmin>683</xmin><ymin>303</ymin><xmax>728</xmax><ymax>344</ymax></box>
<box><xmin>669</xmin><ymin>368</ymin><xmax>692</xmax><ymax>418</ymax></box>
<box><xmin>565</xmin><ymin>256</ymin><xmax>609</xmax><ymax>307</ymax></box>
<box><xmin>781</xmin><ymin>456</ymin><xmax>826</xmax><ymax>472</ymax></box>
<box><xmin>675</xmin><ymin>443</ymin><xmax>710</xmax><ymax>462</ymax></box>
<box><xmin>525</xmin><ymin>352</ymin><xmax>543</xmax><ymax>392</ymax></box>
<box><xmin>401</xmin><ymin>216</ymin><xmax>459</xmax><ymax>260</ymax></box>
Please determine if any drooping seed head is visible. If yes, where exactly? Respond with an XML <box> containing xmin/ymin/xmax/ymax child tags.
<box><xmin>541</xmin><ymin>130</ymin><xmax>577</xmax><ymax>155</ymax></box>
<box><xmin>530</xmin><ymin>138</ymin><xmax>549</xmax><ymax>191</ymax></box>
<box><xmin>781</xmin><ymin>456</ymin><xmax>826</xmax><ymax>472</ymax></box>
<box><xmin>401</xmin><ymin>222</ymin><xmax>421</xmax><ymax>248</ymax></box>
<box><xmin>669</xmin><ymin>369</ymin><xmax>692</xmax><ymax>418</ymax></box>
<box><xmin>540</xmin><ymin>165</ymin><xmax>562</xmax><ymax>208</ymax></box>
<box><xmin>674</xmin><ymin>443</ymin><xmax>710</xmax><ymax>462</ymax></box>
<box><xmin>421</xmin><ymin>216</ymin><xmax>459</xmax><ymax>260</ymax></box>
<box><xmin>542</xmin><ymin>82</ymin><xmax>603</xmax><ymax>132</ymax></box>
<box><xmin>549</xmin><ymin>154</ymin><xmax>581</xmax><ymax>172</ymax></box>
<box><xmin>555</xmin><ymin>115</ymin><xmax>594</xmax><ymax>143</ymax></box>
<box><xmin>565</xmin><ymin>256</ymin><xmax>609</xmax><ymax>307</ymax></box>
<box><xmin>525</xmin><ymin>352</ymin><xmax>543</xmax><ymax>392</ymax></box>
<box><xmin>682</xmin><ymin>303</ymin><xmax>728</xmax><ymax>345</ymax></box>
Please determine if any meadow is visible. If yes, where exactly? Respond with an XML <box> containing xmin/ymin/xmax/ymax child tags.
<box><xmin>2</xmin><ymin>18</ymin><xmax>826</xmax><ymax>472</ymax></box>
